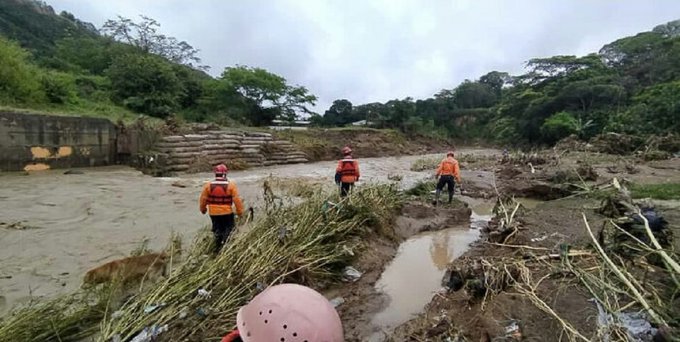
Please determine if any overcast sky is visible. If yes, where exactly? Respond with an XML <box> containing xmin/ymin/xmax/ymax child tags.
<box><xmin>47</xmin><ymin>0</ymin><xmax>680</xmax><ymax>112</ymax></box>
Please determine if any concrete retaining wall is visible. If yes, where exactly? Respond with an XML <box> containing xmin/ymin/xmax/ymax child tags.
<box><xmin>155</xmin><ymin>130</ymin><xmax>308</xmax><ymax>172</ymax></box>
<box><xmin>0</xmin><ymin>112</ymin><xmax>116</xmax><ymax>171</ymax></box>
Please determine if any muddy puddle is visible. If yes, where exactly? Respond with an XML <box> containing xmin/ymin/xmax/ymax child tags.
<box><xmin>365</xmin><ymin>195</ymin><xmax>544</xmax><ymax>341</ymax></box>
<box><xmin>0</xmin><ymin>149</ymin><xmax>497</xmax><ymax>316</ymax></box>
<box><xmin>367</xmin><ymin>200</ymin><xmax>490</xmax><ymax>341</ymax></box>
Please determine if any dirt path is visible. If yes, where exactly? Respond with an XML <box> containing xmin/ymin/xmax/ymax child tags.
<box><xmin>0</xmin><ymin>148</ymin><xmax>498</xmax><ymax>316</ymax></box>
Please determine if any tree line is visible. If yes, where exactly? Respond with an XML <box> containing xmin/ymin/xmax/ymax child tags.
<box><xmin>316</xmin><ymin>20</ymin><xmax>680</xmax><ymax>145</ymax></box>
<box><xmin>0</xmin><ymin>1</ymin><xmax>316</xmax><ymax>124</ymax></box>
<box><xmin>1</xmin><ymin>0</ymin><xmax>678</xmax><ymax>145</ymax></box>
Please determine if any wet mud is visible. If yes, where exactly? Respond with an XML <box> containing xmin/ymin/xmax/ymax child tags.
<box><xmin>391</xmin><ymin>153</ymin><xmax>680</xmax><ymax>341</ymax></box>
<box><xmin>0</xmin><ymin>149</ymin><xmax>497</xmax><ymax>316</ymax></box>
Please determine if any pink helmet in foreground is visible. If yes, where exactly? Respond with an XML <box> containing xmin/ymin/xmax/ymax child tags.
<box><xmin>341</xmin><ymin>146</ymin><xmax>352</xmax><ymax>155</ymax></box>
<box><xmin>236</xmin><ymin>284</ymin><xmax>343</xmax><ymax>342</ymax></box>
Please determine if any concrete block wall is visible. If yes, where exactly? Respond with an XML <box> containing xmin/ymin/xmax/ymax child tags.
<box><xmin>0</xmin><ymin>112</ymin><xmax>116</xmax><ymax>171</ymax></box>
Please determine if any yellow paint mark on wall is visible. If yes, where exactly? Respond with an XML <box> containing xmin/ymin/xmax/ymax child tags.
<box><xmin>30</xmin><ymin>146</ymin><xmax>52</xmax><ymax>159</ymax></box>
<box><xmin>24</xmin><ymin>163</ymin><xmax>51</xmax><ymax>171</ymax></box>
<box><xmin>57</xmin><ymin>146</ymin><xmax>73</xmax><ymax>157</ymax></box>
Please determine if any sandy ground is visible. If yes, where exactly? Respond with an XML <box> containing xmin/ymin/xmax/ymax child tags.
<box><xmin>0</xmin><ymin>148</ymin><xmax>498</xmax><ymax>316</ymax></box>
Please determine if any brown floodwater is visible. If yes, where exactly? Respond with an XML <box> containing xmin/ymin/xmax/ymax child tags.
<box><xmin>0</xmin><ymin>149</ymin><xmax>498</xmax><ymax>316</ymax></box>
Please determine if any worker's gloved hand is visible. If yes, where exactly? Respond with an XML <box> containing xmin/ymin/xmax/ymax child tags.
<box><xmin>201</xmin><ymin>209</ymin><xmax>207</xmax><ymax>215</ymax></box>
<box><xmin>434</xmin><ymin>174</ymin><xmax>439</xmax><ymax>180</ymax></box>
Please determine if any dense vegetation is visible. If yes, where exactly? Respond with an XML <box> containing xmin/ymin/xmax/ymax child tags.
<box><xmin>1</xmin><ymin>0</ymin><xmax>679</xmax><ymax>145</ymax></box>
<box><xmin>0</xmin><ymin>0</ymin><xmax>316</xmax><ymax>123</ymax></box>
<box><xmin>316</xmin><ymin>21</ymin><xmax>680</xmax><ymax>145</ymax></box>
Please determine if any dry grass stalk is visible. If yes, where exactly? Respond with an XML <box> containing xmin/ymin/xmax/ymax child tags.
<box><xmin>97</xmin><ymin>184</ymin><xmax>401</xmax><ymax>341</ymax></box>
<box><xmin>582</xmin><ymin>213</ymin><xmax>666</xmax><ymax>326</ymax></box>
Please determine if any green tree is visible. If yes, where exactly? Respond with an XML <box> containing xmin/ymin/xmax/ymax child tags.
<box><xmin>220</xmin><ymin>66</ymin><xmax>317</xmax><ymax>125</ymax></box>
<box><xmin>630</xmin><ymin>81</ymin><xmax>680</xmax><ymax>133</ymax></box>
<box><xmin>323</xmin><ymin>99</ymin><xmax>353</xmax><ymax>126</ymax></box>
<box><xmin>541</xmin><ymin>111</ymin><xmax>579</xmax><ymax>144</ymax></box>
<box><xmin>0</xmin><ymin>36</ymin><xmax>44</xmax><ymax>104</ymax></box>
<box><xmin>479</xmin><ymin>71</ymin><xmax>511</xmax><ymax>96</ymax></box>
<box><xmin>102</xmin><ymin>15</ymin><xmax>206</xmax><ymax>70</ymax></box>
<box><xmin>107</xmin><ymin>53</ymin><xmax>181</xmax><ymax>118</ymax></box>
<box><xmin>40</xmin><ymin>70</ymin><xmax>77</xmax><ymax>104</ymax></box>
<box><xmin>453</xmin><ymin>80</ymin><xmax>497</xmax><ymax>108</ymax></box>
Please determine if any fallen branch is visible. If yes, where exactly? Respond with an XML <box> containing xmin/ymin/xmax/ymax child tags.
<box><xmin>637</xmin><ymin>212</ymin><xmax>680</xmax><ymax>275</ymax></box>
<box><xmin>582</xmin><ymin>213</ymin><xmax>666</xmax><ymax>326</ymax></box>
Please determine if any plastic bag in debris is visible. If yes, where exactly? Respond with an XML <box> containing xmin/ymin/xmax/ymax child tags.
<box><xmin>129</xmin><ymin>324</ymin><xmax>169</xmax><ymax>342</ymax></box>
<box><xmin>593</xmin><ymin>299</ymin><xmax>657</xmax><ymax>341</ymax></box>
<box><xmin>329</xmin><ymin>297</ymin><xmax>345</xmax><ymax>308</ymax></box>
<box><xmin>197</xmin><ymin>288</ymin><xmax>211</xmax><ymax>299</ymax></box>
<box><xmin>504</xmin><ymin>320</ymin><xmax>522</xmax><ymax>340</ymax></box>
<box><xmin>143</xmin><ymin>303</ymin><xmax>166</xmax><ymax>314</ymax></box>
<box><xmin>342</xmin><ymin>266</ymin><xmax>362</xmax><ymax>282</ymax></box>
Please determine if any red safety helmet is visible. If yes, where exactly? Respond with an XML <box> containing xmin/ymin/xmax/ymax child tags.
<box><xmin>214</xmin><ymin>164</ymin><xmax>229</xmax><ymax>176</ymax></box>
<box><xmin>341</xmin><ymin>146</ymin><xmax>352</xmax><ymax>155</ymax></box>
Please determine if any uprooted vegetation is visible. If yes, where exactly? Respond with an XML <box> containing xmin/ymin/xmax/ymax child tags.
<box><xmin>393</xmin><ymin>180</ymin><xmax>680</xmax><ymax>341</ymax></box>
<box><xmin>0</xmin><ymin>184</ymin><xmax>402</xmax><ymax>342</ymax></box>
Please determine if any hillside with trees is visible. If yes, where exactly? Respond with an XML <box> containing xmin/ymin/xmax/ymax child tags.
<box><xmin>316</xmin><ymin>20</ymin><xmax>680</xmax><ymax>145</ymax></box>
<box><xmin>1</xmin><ymin>0</ymin><xmax>679</xmax><ymax>146</ymax></box>
<box><xmin>0</xmin><ymin>0</ymin><xmax>316</xmax><ymax>124</ymax></box>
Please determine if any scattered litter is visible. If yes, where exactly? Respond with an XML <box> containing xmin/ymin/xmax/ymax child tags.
<box><xmin>143</xmin><ymin>303</ymin><xmax>165</xmax><ymax>314</ymax></box>
<box><xmin>256</xmin><ymin>282</ymin><xmax>265</xmax><ymax>292</ymax></box>
<box><xmin>592</xmin><ymin>299</ymin><xmax>657</xmax><ymax>342</ymax></box>
<box><xmin>196</xmin><ymin>307</ymin><xmax>207</xmax><ymax>317</ymax></box>
<box><xmin>197</xmin><ymin>288</ymin><xmax>211</xmax><ymax>299</ymax></box>
<box><xmin>531</xmin><ymin>235</ymin><xmax>548</xmax><ymax>242</ymax></box>
<box><xmin>342</xmin><ymin>266</ymin><xmax>362</xmax><ymax>282</ymax></box>
<box><xmin>130</xmin><ymin>324</ymin><xmax>168</xmax><ymax>342</ymax></box>
<box><xmin>111</xmin><ymin>310</ymin><xmax>124</xmax><ymax>319</ymax></box>
<box><xmin>278</xmin><ymin>226</ymin><xmax>288</xmax><ymax>242</ymax></box>
<box><xmin>504</xmin><ymin>320</ymin><xmax>522</xmax><ymax>340</ymax></box>
<box><xmin>329</xmin><ymin>297</ymin><xmax>345</xmax><ymax>308</ymax></box>
<box><xmin>179</xmin><ymin>307</ymin><xmax>189</xmax><ymax>319</ymax></box>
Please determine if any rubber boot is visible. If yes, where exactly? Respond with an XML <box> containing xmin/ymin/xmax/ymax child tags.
<box><xmin>433</xmin><ymin>189</ymin><xmax>441</xmax><ymax>206</ymax></box>
<box><xmin>448</xmin><ymin>191</ymin><xmax>453</xmax><ymax>204</ymax></box>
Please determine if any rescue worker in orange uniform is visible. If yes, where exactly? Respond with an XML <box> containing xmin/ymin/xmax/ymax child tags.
<box><xmin>335</xmin><ymin>146</ymin><xmax>360</xmax><ymax>197</ymax></box>
<box><xmin>434</xmin><ymin>151</ymin><xmax>462</xmax><ymax>206</ymax></box>
<box><xmin>199</xmin><ymin>164</ymin><xmax>244</xmax><ymax>254</ymax></box>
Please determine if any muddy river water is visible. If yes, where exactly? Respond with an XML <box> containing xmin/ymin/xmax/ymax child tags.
<box><xmin>0</xmin><ymin>149</ymin><xmax>498</xmax><ymax>317</ymax></box>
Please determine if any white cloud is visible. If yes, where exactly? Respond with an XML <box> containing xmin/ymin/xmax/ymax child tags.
<box><xmin>48</xmin><ymin>0</ymin><xmax>680</xmax><ymax>112</ymax></box>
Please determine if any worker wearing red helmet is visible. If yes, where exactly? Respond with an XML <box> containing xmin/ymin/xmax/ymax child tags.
<box><xmin>199</xmin><ymin>163</ymin><xmax>244</xmax><ymax>253</ymax></box>
<box><xmin>434</xmin><ymin>151</ymin><xmax>462</xmax><ymax>206</ymax></box>
<box><xmin>335</xmin><ymin>146</ymin><xmax>360</xmax><ymax>197</ymax></box>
